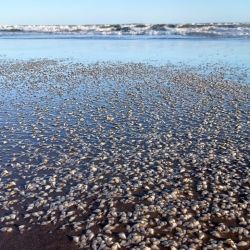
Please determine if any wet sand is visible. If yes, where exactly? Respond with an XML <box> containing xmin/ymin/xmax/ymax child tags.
<box><xmin>0</xmin><ymin>60</ymin><xmax>249</xmax><ymax>249</ymax></box>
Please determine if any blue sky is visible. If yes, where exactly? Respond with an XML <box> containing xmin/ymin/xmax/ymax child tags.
<box><xmin>0</xmin><ymin>0</ymin><xmax>249</xmax><ymax>25</ymax></box>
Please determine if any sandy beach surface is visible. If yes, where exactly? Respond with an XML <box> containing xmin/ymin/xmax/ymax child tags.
<box><xmin>0</xmin><ymin>60</ymin><xmax>249</xmax><ymax>250</ymax></box>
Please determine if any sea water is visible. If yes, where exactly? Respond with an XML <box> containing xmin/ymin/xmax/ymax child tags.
<box><xmin>0</xmin><ymin>26</ymin><xmax>249</xmax><ymax>81</ymax></box>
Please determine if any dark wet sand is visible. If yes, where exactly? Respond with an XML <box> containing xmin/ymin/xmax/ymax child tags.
<box><xmin>0</xmin><ymin>228</ymin><xmax>79</xmax><ymax>250</ymax></box>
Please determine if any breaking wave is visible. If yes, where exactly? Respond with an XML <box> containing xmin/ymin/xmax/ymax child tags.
<box><xmin>0</xmin><ymin>23</ymin><xmax>250</xmax><ymax>38</ymax></box>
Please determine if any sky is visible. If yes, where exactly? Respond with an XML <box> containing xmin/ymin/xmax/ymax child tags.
<box><xmin>0</xmin><ymin>0</ymin><xmax>250</xmax><ymax>25</ymax></box>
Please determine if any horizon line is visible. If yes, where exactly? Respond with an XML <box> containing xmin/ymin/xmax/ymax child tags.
<box><xmin>1</xmin><ymin>21</ymin><xmax>250</xmax><ymax>26</ymax></box>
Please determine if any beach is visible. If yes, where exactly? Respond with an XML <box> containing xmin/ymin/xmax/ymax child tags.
<box><xmin>0</xmin><ymin>60</ymin><xmax>249</xmax><ymax>249</ymax></box>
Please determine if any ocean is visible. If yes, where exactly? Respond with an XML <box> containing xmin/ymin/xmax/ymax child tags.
<box><xmin>0</xmin><ymin>23</ymin><xmax>250</xmax><ymax>70</ymax></box>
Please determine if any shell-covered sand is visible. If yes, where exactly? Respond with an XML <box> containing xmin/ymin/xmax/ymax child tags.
<box><xmin>0</xmin><ymin>60</ymin><xmax>249</xmax><ymax>250</ymax></box>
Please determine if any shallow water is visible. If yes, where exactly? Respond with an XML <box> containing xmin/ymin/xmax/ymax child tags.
<box><xmin>0</xmin><ymin>36</ymin><xmax>250</xmax><ymax>67</ymax></box>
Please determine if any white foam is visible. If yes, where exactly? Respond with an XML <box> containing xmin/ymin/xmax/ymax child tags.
<box><xmin>0</xmin><ymin>23</ymin><xmax>250</xmax><ymax>37</ymax></box>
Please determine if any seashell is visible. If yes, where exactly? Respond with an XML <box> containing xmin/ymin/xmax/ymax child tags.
<box><xmin>6</xmin><ymin>181</ymin><xmax>16</xmax><ymax>189</ymax></box>
<box><xmin>27</xmin><ymin>204</ymin><xmax>34</xmax><ymax>211</ymax></box>
<box><xmin>225</xmin><ymin>239</ymin><xmax>237</xmax><ymax>249</ymax></box>
<box><xmin>18</xmin><ymin>225</ymin><xmax>25</xmax><ymax>230</ymax></box>
<box><xmin>107</xmin><ymin>115</ymin><xmax>114</xmax><ymax>122</ymax></box>
<box><xmin>88</xmin><ymin>232</ymin><xmax>95</xmax><ymax>241</ymax></box>
<box><xmin>0</xmin><ymin>227</ymin><xmax>13</xmax><ymax>233</ymax></box>
<box><xmin>1</xmin><ymin>170</ymin><xmax>9</xmax><ymax>177</ymax></box>
<box><xmin>69</xmin><ymin>216</ymin><xmax>76</xmax><ymax>222</ymax></box>
<box><xmin>72</xmin><ymin>236</ymin><xmax>80</xmax><ymax>243</ymax></box>
<box><xmin>119</xmin><ymin>232</ymin><xmax>126</xmax><ymax>240</ymax></box>
<box><xmin>112</xmin><ymin>177</ymin><xmax>120</xmax><ymax>184</ymax></box>
<box><xmin>91</xmin><ymin>166</ymin><xmax>97</xmax><ymax>172</ymax></box>
<box><xmin>111</xmin><ymin>243</ymin><xmax>121</xmax><ymax>250</ymax></box>
<box><xmin>211</xmin><ymin>231</ymin><xmax>222</xmax><ymax>238</ymax></box>
<box><xmin>237</xmin><ymin>241</ymin><xmax>248</xmax><ymax>247</ymax></box>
